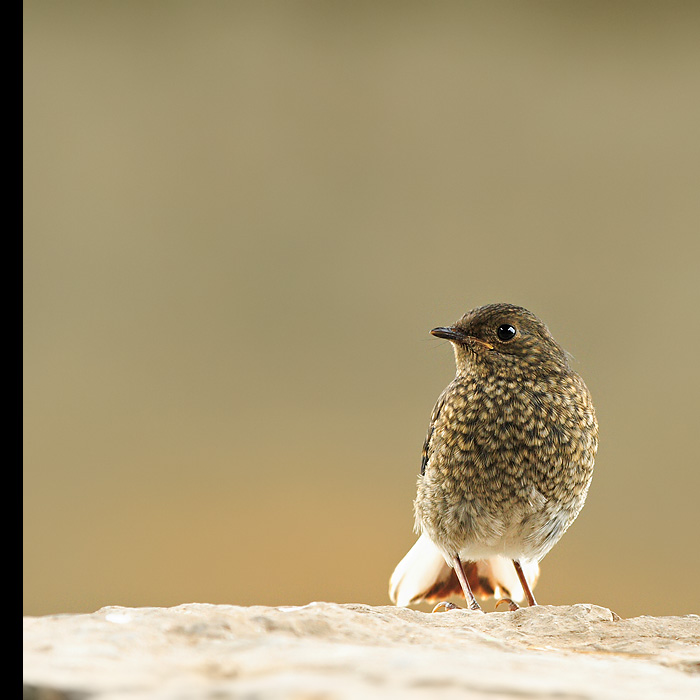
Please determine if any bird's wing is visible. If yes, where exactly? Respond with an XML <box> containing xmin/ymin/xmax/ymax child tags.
<box><xmin>420</xmin><ymin>388</ymin><xmax>448</xmax><ymax>475</ymax></box>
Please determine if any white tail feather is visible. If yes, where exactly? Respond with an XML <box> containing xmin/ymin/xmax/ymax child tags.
<box><xmin>389</xmin><ymin>534</ymin><xmax>450</xmax><ymax>606</ymax></box>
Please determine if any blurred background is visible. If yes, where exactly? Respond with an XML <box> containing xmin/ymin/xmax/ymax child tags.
<box><xmin>24</xmin><ymin>1</ymin><xmax>700</xmax><ymax>618</ymax></box>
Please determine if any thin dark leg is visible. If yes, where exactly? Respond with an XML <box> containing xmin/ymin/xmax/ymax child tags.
<box><xmin>513</xmin><ymin>560</ymin><xmax>537</xmax><ymax>606</ymax></box>
<box><xmin>452</xmin><ymin>555</ymin><xmax>482</xmax><ymax>611</ymax></box>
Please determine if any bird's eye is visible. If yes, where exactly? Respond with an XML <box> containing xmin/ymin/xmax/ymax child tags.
<box><xmin>496</xmin><ymin>324</ymin><xmax>516</xmax><ymax>341</ymax></box>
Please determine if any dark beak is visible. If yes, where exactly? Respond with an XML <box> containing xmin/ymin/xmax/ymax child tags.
<box><xmin>430</xmin><ymin>326</ymin><xmax>465</xmax><ymax>341</ymax></box>
<box><xmin>431</xmin><ymin>326</ymin><xmax>495</xmax><ymax>350</ymax></box>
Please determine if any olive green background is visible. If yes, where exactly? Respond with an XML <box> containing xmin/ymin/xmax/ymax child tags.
<box><xmin>24</xmin><ymin>1</ymin><xmax>700</xmax><ymax>618</ymax></box>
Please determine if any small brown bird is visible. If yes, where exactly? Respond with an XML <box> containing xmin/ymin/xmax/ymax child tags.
<box><xmin>390</xmin><ymin>303</ymin><xmax>598</xmax><ymax>611</ymax></box>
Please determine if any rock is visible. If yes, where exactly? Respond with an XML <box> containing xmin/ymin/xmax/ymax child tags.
<box><xmin>23</xmin><ymin>602</ymin><xmax>700</xmax><ymax>699</ymax></box>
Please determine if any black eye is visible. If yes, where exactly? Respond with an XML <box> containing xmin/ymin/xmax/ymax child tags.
<box><xmin>496</xmin><ymin>324</ymin><xmax>516</xmax><ymax>341</ymax></box>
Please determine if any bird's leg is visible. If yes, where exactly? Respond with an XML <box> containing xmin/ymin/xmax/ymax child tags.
<box><xmin>513</xmin><ymin>559</ymin><xmax>537</xmax><ymax>606</ymax></box>
<box><xmin>452</xmin><ymin>554</ymin><xmax>482</xmax><ymax>611</ymax></box>
<box><xmin>496</xmin><ymin>560</ymin><xmax>537</xmax><ymax>611</ymax></box>
<box><xmin>431</xmin><ymin>555</ymin><xmax>482</xmax><ymax>612</ymax></box>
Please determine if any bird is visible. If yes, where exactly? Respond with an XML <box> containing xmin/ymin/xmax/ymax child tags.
<box><xmin>389</xmin><ymin>303</ymin><xmax>598</xmax><ymax>611</ymax></box>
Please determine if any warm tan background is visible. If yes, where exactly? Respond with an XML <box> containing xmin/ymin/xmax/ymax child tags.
<box><xmin>24</xmin><ymin>1</ymin><xmax>700</xmax><ymax>619</ymax></box>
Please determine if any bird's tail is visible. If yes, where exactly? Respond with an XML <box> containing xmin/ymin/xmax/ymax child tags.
<box><xmin>389</xmin><ymin>533</ymin><xmax>539</xmax><ymax>606</ymax></box>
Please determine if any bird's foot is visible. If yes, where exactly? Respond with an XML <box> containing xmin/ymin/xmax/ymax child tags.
<box><xmin>495</xmin><ymin>598</ymin><xmax>520</xmax><ymax>612</ymax></box>
<box><xmin>431</xmin><ymin>601</ymin><xmax>460</xmax><ymax>613</ymax></box>
<box><xmin>431</xmin><ymin>600</ymin><xmax>483</xmax><ymax>613</ymax></box>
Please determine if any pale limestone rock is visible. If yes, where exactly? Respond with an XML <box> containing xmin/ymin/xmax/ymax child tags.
<box><xmin>23</xmin><ymin>602</ymin><xmax>700</xmax><ymax>699</ymax></box>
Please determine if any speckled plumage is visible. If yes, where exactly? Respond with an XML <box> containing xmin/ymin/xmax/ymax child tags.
<box><xmin>390</xmin><ymin>303</ymin><xmax>598</xmax><ymax>609</ymax></box>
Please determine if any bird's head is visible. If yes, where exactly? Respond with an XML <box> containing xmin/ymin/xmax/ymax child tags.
<box><xmin>431</xmin><ymin>303</ymin><xmax>570</xmax><ymax>376</ymax></box>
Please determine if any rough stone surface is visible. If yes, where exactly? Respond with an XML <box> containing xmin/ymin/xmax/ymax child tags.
<box><xmin>23</xmin><ymin>602</ymin><xmax>700</xmax><ymax>699</ymax></box>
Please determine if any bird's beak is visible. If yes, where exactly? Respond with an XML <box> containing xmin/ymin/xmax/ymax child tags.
<box><xmin>431</xmin><ymin>327</ymin><xmax>494</xmax><ymax>350</ymax></box>
<box><xmin>430</xmin><ymin>326</ymin><xmax>464</xmax><ymax>342</ymax></box>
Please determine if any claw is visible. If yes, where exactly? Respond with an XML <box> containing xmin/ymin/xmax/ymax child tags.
<box><xmin>431</xmin><ymin>601</ymin><xmax>460</xmax><ymax>613</ymax></box>
<box><xmin>495</xmin><ymin>598</ymin><xmax>520</xmax><ymax>611</ymax></box>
